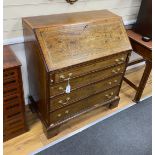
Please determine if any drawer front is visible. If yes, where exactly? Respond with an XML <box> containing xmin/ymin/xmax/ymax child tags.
<box><xmin>4</xmin><ymin>113</ymin><xmax>25</xmax><ymax>131</ymax></box>
<box><xmin>50</xmin><ymin>75</ymin><xmax>122</xmax><ymax>112</ymax></box>
<box><xmin>50</xmin><ymin>64</ymin><xmax>125</xmax><ymax>97</ymax></box>
<box><xmin>50</xmin><ymin>86</ymin><xmax>119</xmax><ymax>124</ymax></box>
<box><xmin>3</xmin><ymin>69</ymin><xmax>21</xmax><ymax>101</ymax></box>
<box><xmin>4</xmin><ymin>69</ymin><xmax>19</xmax><ymax>86</ymax></box>
<box><xmin>51</xmin><ymin>53</ymin><xmax>128</xmax><ymax>83</ymax></box>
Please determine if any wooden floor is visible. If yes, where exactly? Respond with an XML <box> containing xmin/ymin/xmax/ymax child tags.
<box><xmin>4</xmin><ymin>65</ymin><xmax>152</xmax><ymax>155</ymax></box>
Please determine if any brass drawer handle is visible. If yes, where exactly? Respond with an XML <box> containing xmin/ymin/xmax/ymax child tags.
<box><xmin>112</xmin><ymin>68</ymin><xmax>121</xmax><ymax>74</ymax></box>
<box><xmin>68</xmin><ymin>73</ymin><xmax>73</xmax><ymax>77</ymax></box>
<box><xmin>108</xmin><ymin>80</ymin><xmax>118</xmax><ymax>85</ymax></box>
<box><xmin>57</xmin><ymin>113</ymin><xmax>62</xmax><ymax>117</ymax></box>
<box><xmin>115</xmin><ymin>59</ymin><xmax>120</xmax><ymax>62</ymax></box>
<box><xmin>66</xmin><ymin>97</ymin><xmax>70</xmax><ymax>101</ymax></box>
<box><xmin>58</xmin><ymin>100</ymin><xmax>66</xmax><ymax>105</ymax></box>
<box><xmin>62</xmin><ymin>102</ymin><xmax>68</xmax><ymax>105</ymax></box>
<box><xmin>108</xmin><ymin>81</ymin><xmax>112</xmax><ymax>85</ymax></box>
<box><xmin>59</xmin><ymin>87</ymin><xmax>64</xmax><ymax>90</ymax></box>
<box><xmin>110</xmin><ymin>92</ymin><xmax>114</xmax><ymax>96</ymax></box>
<box><xmin>50</xmin><ymin>79</ymin><xmax>54</xmax><ymax>83</ymax></box>
<box><xmin>65</xmin><ymin>110</ymin><xmax>69</xmax><ymax>114</ymax></box>
<box><xmin>105</xmin><ymin>92</ymin><xmax>114</xmax><ymax>99</ymax></box>
<box><xmin>112</xmin><ymin>69</ymin><xmax>118</xmax><ymax>74</ymax></box>
<box><xmin>60</xmin><ymin>75</ymin><xmax>65</xmax><ymax>79</ymax></box>
<box><xmin>58</xmin><ymin>100</ymin><xmax>63</xmax><ymax>104</ymax></box>
<box><xmin>105</xmin><ymin>94</ymin><xmax>111</xmax><ymax>99</ymax></box>
<box><xmin>58</xmin><ymin>97</ymin><xmax>71</xmax><ymax>105</ymax></box>
<box><xmin>114</xmin><ymin>79</ymin><xmax>118</xmax><ymax>83</ymax></box>
<box><xmin>115</xmin><ymin>59</ymin><xmax>122</xmax><ymax>64</ymax></box>
<box><xmin>121</xmin><ymin>57</ymin><xmax>125</xmax><ymax>61</ymax></box>
<box><xmin>60</xmin><ymin>73</ymin><xmax>72</xmax><ymax>80</ymax></box>
<box><xmin>115</xmin><ymin>57</ymin><xmax>125</xmax><ymax>64</ymax></box>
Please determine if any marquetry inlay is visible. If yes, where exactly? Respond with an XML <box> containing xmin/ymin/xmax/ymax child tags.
<box><xmin>36</xmin><ymin>20</ymin><xmax>130</xmax><ymax>70</ymax></box>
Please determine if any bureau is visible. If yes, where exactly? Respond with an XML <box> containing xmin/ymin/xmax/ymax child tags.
<box><xmin>3</xmin><ymin>45</ymin><xmax>27</xmax><ymax>141</ymax></box>
<box><xmin>23</xmin><ymin>10</ymin><xmax>132</xmax><ymax>138</ymax></box>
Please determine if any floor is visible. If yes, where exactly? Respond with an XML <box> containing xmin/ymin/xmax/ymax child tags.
<box><xmin>3</xmin><ymin>65</ymin><xmax>152</xmax><ymax>155</ymax></box>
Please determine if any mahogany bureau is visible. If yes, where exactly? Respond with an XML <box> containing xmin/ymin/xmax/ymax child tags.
<box><xmin>22</xmin><ymin>10</ymin><xmax>132</xmax><ymax>138</ymax></box>
<box><xmin>3</xmin><ymin>45</ymin><xmax>27</xmax><ymax>141</ymax></box>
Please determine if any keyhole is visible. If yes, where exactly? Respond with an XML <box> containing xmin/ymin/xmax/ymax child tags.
<box><xmin>84</xmin><ymin>25</ymin><xmax>88</xmax><ymax>30</ymax></box>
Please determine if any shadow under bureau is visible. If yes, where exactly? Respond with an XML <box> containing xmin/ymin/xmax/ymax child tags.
<box><xmin>23</xmin><ymin>10</ymin><xmax>132</xmax><ymax>138</ymax></box>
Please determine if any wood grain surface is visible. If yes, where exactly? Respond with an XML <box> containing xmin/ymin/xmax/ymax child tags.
<box><xmin>34</xmin><ymin>11</ymin><xmax>131</xmax><ymax>71</ymax></box>
<box><xmin>3</xmin><ymin>45</ymin><xmax>21</xmax><ymax>70</ymax></box>
<box><xmin>3</xmin><ymin>66</ymin><xmax>152</xmax><ymax>155</ymax></box>
<box><xmin>23</xmin><ymin>10</ymin><xmax>131</xmax><ymax>138</ymax></box>
<box><xmin>3</xmin><ymin>46</ymin><xmax>28</xmax><ymax>141</ymax></box>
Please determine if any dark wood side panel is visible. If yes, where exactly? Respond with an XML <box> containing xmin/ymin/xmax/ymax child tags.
<box><xmin>3</xmin><ymin>46</ymin><xmax>28</xmax><ymax>141</ymax></box>
<box><xmin>22</xmin><ymin>21</ymin><xmax>49</xmax><ymax>126</ymax></box>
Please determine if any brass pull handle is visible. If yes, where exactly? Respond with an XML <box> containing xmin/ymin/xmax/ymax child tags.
<box><xmin>108</xmin><ymin>81</ymin><xmax>112</xmax><ymax>85</ymax></box>
<box><xmin>112</xmin><ymin>68</ymin><xmax>121</xmax><ymax>74</ymax></box>
<box><xmin>120</xmin><ymin>57</ymin><xmax>125</xmax><ymax>61</ymax></box>
<box><xmin>57</xmin><ymin>113</ymin><xmax>62</xmax><ymax>117</ymax></box>
<box><xmin>65</xmin><ymin>110</ymin><xmax>69</xmax><ymax>114</ymax></box>
<box><xmin>66</xmin><ymin>97</ymin><xmax>70</xmax><ymax>101</ymax></box>
<box><xmin>62</xmin><ymin>102</ymin><xmax>67</xmax><ymax>105</ymax></box>
<box><xmin>115</xmin><ymin>57</ymin><xmax>125</xmax><ymax>64</ymax></box>
<box><xmin>50</xmin><ymin>79</ymin><xmax>54</xmax><ymax>83</ymax></box>
<box><xmin>58</xmin><ymin>100</ymin><xmax>63</xmax><ymax>104</ymax></box>
<box><xmin>117</xmin><ymin>68</ymin><xmax>121</xmax><ymax>71</ymax></box>
<box><xmin>112</xmin><ymin>70</ymin><xmax>118</xmax><ymax>74</ymax></box>
<box><xmin>105</xmin><ymin>92</ymin><xmax>114</xmax><ymax>99</ymax></box>
<box><xmin>68</xmin><ymin>73</ymin><xmax>73</xmax><ymax>77</ymax></box>
<box><xmin>115</xmin><ymin>59</ymin><xmax>120</xmax><ymax>62</ymax></box>
<box><xmin>115</xmin><ymin>58</ymin><xmax>122</xmax><ymax>64</ymax></box>
<box><xmin>58</xmin><ymin>97</ymin><xmax>70</xmax><ymax>105</ymax></box>
<box><xmin>60</xmin><ymin>75</ymin><xmax>65</xmax><ymax>79</ymax></box>
<box><xmin>114</xmin><ymin>79</ymin><xmax>118</xmax><ymax>83</ymax></box>
<box><xmin>110</xmin><ymin>92</ymin><xmax>114</xmax><ymax>96</ymax></box>
<box><xmin>105</xmin><ymin>94</ymin><xmax>111</xmax><ymax>99</ymax></box>
<box><xmin>108</xmin><ymin>80</ymin><xmax>118</xmax><ymax>85</ymax></box>
<box><xmin>59</xmin><ymin>87</ymin><xmax>64</xmax><ymax>90</ymax></box>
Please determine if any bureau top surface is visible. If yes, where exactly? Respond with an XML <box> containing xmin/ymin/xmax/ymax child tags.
<box><xmin>23</xmin><ymin>10</ymin><xmax>132</xmax><ymax>71</ymax></box>
<box><xmin>23</xmin><ymin>10</ymin><xmax>119</xmax><ymax>29</ymax></box>
<box><xmin>3</xmin><ymin>45</ymin><xmax>21</xmax><ymax>70</ymax></box>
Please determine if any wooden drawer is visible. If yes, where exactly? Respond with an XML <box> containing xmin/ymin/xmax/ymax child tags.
<box><xmin>4</xmin><ymin>114</ymin><xmax>25</xmax><ymax>130</ymax></box>
<box><xmin>51</xmin><ymin>53</ymin><xmax>128</xmax><ymax>83</ymax></box>
<box><xmin>50</xmin><ymin>86</ymin><xmax>119</xmax><ymax>124</ymax></box>
<box><xmin>4</xmin><ymin>106</ymin><xmax>23</xmax><ymax>121</ymax></box>
<box><xmin>50</xmin><ymin>75</ymin><xmax>122</xmax><ymax>112</ymax></box>
<box><xmin>4</xmin><ymin>95</ymin><xmax>23</xmax><ymax>121</ymax></box>
<box><xmin>3</xmin><ymin>45</ymin><xmax>27</xmax><ymax>141</ymax></box>
<box><xmin>4</xmin><ymin>121</ymin><xmax>26</xmax><ymax>141</ymax></box>
<box><xmin>3</xmin><ymin>69</ymin><xmax>19</xmax><ymax>85</ymax></box>
<box><xmin>3</xmin><ymin>87</ymin><xmax>20</xmax><ymax>101</ymax></box>
<box><xmin>50</xmin><ymin>64</ymin><xmax>125</xmax><ymax>97</ymax></box>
